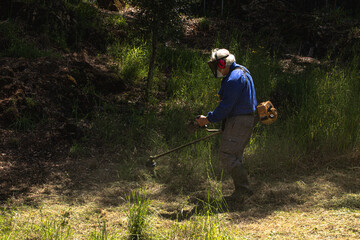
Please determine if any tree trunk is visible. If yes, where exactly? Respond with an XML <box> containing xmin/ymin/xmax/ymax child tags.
<box><xmin>145</xmin><ymin>28</ymin><xmax>158</xmax><ymax>103</ymax></box>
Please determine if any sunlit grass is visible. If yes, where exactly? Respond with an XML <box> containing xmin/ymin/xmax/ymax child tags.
<box><xmin>126</xmin><ymin>189</ymin><xmax>152</xmax><ymax>240</ymax></box>
<box><xmin>108</xmin><ymin>41</ymin><xmax>149</xmax><ymax>85</ymax></box>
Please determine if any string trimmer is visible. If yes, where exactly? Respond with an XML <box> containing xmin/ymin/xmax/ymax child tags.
<box><xmin>146</xmin><ymin>128</ymin><xmax>221</xmax><ymax>168</ymax></box>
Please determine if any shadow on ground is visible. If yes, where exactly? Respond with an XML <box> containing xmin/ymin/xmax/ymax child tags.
<box><xmin>1</xmin><ymin>138</ymin><xmax>359</xmax><ymax>224</ymax></box>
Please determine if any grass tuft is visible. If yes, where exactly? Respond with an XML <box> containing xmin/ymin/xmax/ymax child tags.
<box><xmin>126</xmin><ymin>189</ymin><xmax>151</xmax><ymax>240</ymax></box>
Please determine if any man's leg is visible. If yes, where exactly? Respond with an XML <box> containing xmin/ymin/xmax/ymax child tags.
<box><xmin>219</xmin><ymin>115</ymin><xmax>255</xmax><ymax>199</ymax></box>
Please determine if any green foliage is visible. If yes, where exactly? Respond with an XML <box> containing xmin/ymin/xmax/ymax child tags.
<box><xmin>0</xmin><ymin>207</ymin><xmax>16</xmax><ymax>237</ymax></box>
<box><xmin>7</xmin><ymin>0</ymin><xmax>108</xmax><ymax>50</ymax></box>
<box><xmin>0</xmin><ymin>206</ymin><xmax>74</xmax><ymax>239</ymax></box>
<box><xmin>130</xmin><ymin>0</ymin><xmax>189</xmax><ymax>41</ymax></box>
<box><xmin>126</xmin><ymin>190</ymin><xmax>151</xmax><ymax>240</ymax></box>
<box><xmin>204</xmin><ymin>161</ymin><xmax>228</xmax><ymax>213</ymax></box>
<box><xmin>108</xmin><ymin>41</ymin><xmax>149</xmax><ymax>84</ymax></box>
<box><xmin>303</xmin><ymin>65</ymin><xmax>359</xmax><ymax>151</ymax></box>
<box><xmin>10</xmin><ymin>115</ymin><xmax>36</xmax><ymax>132</ymax></box>
<box><xmin>160</xmin><ymin>41</ymin><xmax>359</xmax><ymax>171</ymax></box>
<box><xmin>158</xmin><ymin>46</ymin><xmax>217</xmax><ymax>107</ymax></box>
<box><xmin>107</xmin><ymin>14</ymin><xmax>128</xmax><ymax>28</ymax></box>
<box><xmin>68</xmin><ymin>1</ymin><xmax>106</xmax><ymax>47</ymax></box>
<box><xmin>88</xmin><ymin>219</ymin><xmax>119</xmax><ymax>240</ymax></box>
<box><xmin>169</xmin><ymin>210</ymin><xmax>233</xmax><ymax>239</ymax></box>
<box><xmin>97</xmin><ymin>30</ymin><xmax>359</xmax><ymax>176</ymax></box>
<box><xmin>37</xmin><ymin>217</ymin><xmax>73</xmax><ymax>240</ymax></box>
<box><xmin>90</xmin><ymin>27</ymin><xmax>359</xmax><ymax>180</ymax></box>
<box><xmin>129</xmin><ymin>0</ymin><xmax>192</xmax><ymax>101</ymax></box>
<box><xmin>0</xmin><ymin>21</ymin><xmax>53</xmax><ymax>58</ymax></box>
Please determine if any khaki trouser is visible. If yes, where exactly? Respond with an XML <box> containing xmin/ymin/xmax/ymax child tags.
<box><xmin>219</xmin><ymin>115</ymin><xmax>255</xmax><ymax>173</ymax></box>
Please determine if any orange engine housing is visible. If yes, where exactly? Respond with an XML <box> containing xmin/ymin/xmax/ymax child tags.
<box><xmin>256</xmin><ymin>101</ymin><xmax>278</xmax><ymax>125</ymax></box>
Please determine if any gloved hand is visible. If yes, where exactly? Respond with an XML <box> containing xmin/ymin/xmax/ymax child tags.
<box><xmin>195</xmin><ymin>115</ymin><xmax>210</xmax><ymax>127</ymax></box>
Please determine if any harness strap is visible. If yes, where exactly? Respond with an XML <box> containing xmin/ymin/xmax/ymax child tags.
<box><xmin>233</xmin><ymin>66</ymin><xmax>248</xmax><ymax>86</ymax></box>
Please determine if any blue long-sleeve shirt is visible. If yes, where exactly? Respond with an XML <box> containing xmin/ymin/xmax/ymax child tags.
<box><xmin>206</xmin><ymin>62</ymin><xmax>257</xmax><ymax>123</ymax></box>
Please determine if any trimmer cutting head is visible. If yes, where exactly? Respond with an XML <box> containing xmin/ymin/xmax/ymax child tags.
<box><xmin>146</xmin><ymin>159</ymin><xmax>157</xmax><ymax>168</ymax></box>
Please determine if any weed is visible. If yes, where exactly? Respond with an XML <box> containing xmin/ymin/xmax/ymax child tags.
<box><xmin>204</xmin><ymin>160</ymin><xmax>228</xmax><ymax>214</ymax></box>
<box><xmin>37</xmin><ymin>217</ymin><xmax>74</xmax><ymax>240</ymax></box>
<box><xmin>88</xmin><ymin>219</ymin><xmax>120</xmax><ymax>240</ymax></box>
<box><xmin>126</xmin><ymin>189</ymin><xmax>151</xmax><ymax>240</ymax></box>
<box><xmin>108</xmin><ymin>41</ymin><xmax>149</xmax><ymax>84</ymax></box>
<box><xmin>107</xmin><ymin>15</ymin><xmax>128</xmax><ymax>28</ymax></box>
<box><xmin>10</xmin><ymin>115</ymin><xmax>36</xmax><ymax>132</ymax></box>
<box><xmin>169</xmin><ymin>212</ymin><xmax>233</xmax><ymax>239</ymax></box>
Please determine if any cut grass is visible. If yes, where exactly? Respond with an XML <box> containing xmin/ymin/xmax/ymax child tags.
<box><xmin>1</xmin><ymin>160</ymin><xmax>359</xmax><ymax>239</ymax></box>
<box><xmin>234</xmin><ymin>208</ymin><xmax>360</xmax><ymax>239</ymax></box>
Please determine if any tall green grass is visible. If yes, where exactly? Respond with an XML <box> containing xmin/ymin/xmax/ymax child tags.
<box><xmin>108</xmin><ymin>41</ymin><xmax>149</xmax><ymax>85</ymax></box>
<box><xmin>154</xmin><ymin>41</ymin><xmax>359</xmax><ymax>172</ymax></box>
<box><xmin>88</xmin><ymin>219</ymin><xmax>120</xmax><ymax>240</ymax></box>
<box><xmin>93</xmin><ymin>33</ymin><xmax>359</xmax><ymax>177</ymax></box>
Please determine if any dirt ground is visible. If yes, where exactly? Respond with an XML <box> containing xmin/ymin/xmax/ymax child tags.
<box><xmin>0</xmin><ymin>50</ymin><xmax>127</xmax><ymax>202</ymax></box>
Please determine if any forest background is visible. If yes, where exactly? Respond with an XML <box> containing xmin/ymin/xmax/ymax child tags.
<box><xmin>0</xmin><ymin>0</ymin><xmax>359</xmax><ymax>239</ymax></box>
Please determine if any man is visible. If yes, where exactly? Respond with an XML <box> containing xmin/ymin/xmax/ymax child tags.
<box><xmin>196</xmin><ymin>48</ymin><xmax>257</xmax><ymax>200</ymax></box>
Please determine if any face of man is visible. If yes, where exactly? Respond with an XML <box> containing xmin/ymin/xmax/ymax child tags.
<box><xmin>208</xmin><ymin>59</ymin><xmax>230</xmax><ymax>78</ymax></box>
<box><xmin>216</xmin><ymin>68</ymin><xmax>224</xmax><ymax>78</ymax></box>
<box><xmin>218</xmin><ymin>66</ymin><xmax>230</xmax><ymax>77</ymax></box>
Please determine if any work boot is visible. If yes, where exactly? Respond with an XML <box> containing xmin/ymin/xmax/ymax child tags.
<box><xmin>228</xmin><ymin>165</ymin><xmax>253</xmax><ymax>201</ymax></box>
